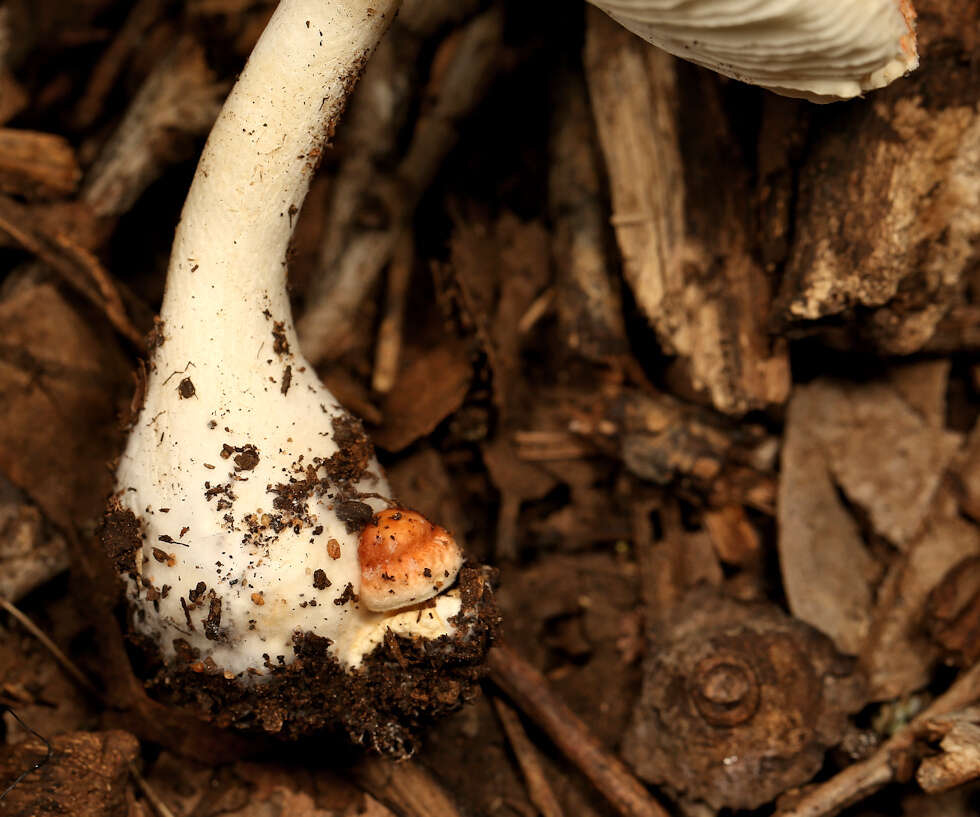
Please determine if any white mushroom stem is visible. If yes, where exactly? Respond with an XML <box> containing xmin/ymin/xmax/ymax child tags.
<box><xmin>587</xmin><ymin>0</ymin><xmax>918</xmax><ymax>101</ymax></box>
<box><xmin>114</xmin><ymin>0</ymin><xmax>466</xmax><ymax>679</ymax></box>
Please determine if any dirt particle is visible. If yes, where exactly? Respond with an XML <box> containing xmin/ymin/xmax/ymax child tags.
<box><xmin>251</xmin><ymin>592</ymin><xmax>265</xmax><ymax>606</ymax></box>
<box><xmin>281</xmin><ymin>365</ymin><xmax>292</xmax><ymax>395</ymax></box>
<box><xmin>204</xmin><ymin>596</ymin><xmax>222</xmax><ymax>640</ymax></box>
<box><xmin>335</xmin><ymin>500</ymin><xmax>373</xmax><ymax>534</ymax></box>
<box><xmin>323</xmin><ymin>414</ymin><xmax>373</xmax><ymax>485</ymax></box>
<box><xmin>233</xmin><ymin>444</ymin><xmax>260</xmax><ymax>471</ymax></box>
<box><xmin>334</xmin><ymin>582</ymin><xmax>359</xmax><ymax>606</ymax></box>
<box><xmin>101</xmin><ymin>503</ymin><xmax>142</xmax><ymax>574</ymax></box>
<box><xmin>178</xmin><ymin>377</ymin><xmax>196</xmax><ymax>399</ymax></box>
<box><xmin>313</xmin><ymin>569</ymin><xmax>330</xmax><ymax>590</ymax></box>
<box><xmin>151</xmin><ymin>547</ymin><xmax>173</xmax><ymax>565</ymax></box>
<box><xmin>272</xmin><ymin>321</ymin><xmax>290</xmax><ymax>356</ymax></box>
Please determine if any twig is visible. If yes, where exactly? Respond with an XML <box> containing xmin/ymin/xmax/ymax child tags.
<box><xmin>372</xmin><ymin>230</ymin><xmax>414</xmax><ymax>394</ymax></box>
<box><xmin>82</xmin><ymin>35</ymin><xmax>225</xmax><ymax>223</ymax></box>
<box><xmin>0</xmin><ymin>194</ymin><xmax>145</xmax><ymax>349</ymax></box>
<box><xmin>72</xmin><ymin>0</ymin><xmax>169</xmax><ymax>130</ymax></box>
<box><xmin>493</xmin><ymin>696</ymin><xmax>565</xmax><ymax>817</ymax></box>
<box><xmin>0</xmin><ymin>595</ymin><xmax>102</xmax><ymax>700</ymax></box>
<box><xmin>488</xmin><ymin>643</ymin><xmax>671</xmax><ymax>817</ymax></box>
<box><xmin>298</xmin><ymin>4</ymin><xmax>504</xmax><ymax>363</ymax></box>
<box><xmin>777</xmin><ymin>661</ymin><xmax>980</xmax><ymax>817</ymax></box>
<box><xmin>352</xmin><ymin>756</ymin><xmax>464</xmax><ymax>817</ymax></box>
<box><xmin>0</xmin><ymin>707</ymin><xmax>53</xmax><ymax>802</ymax></box>
<box><xmin>129</xmin><ymin>761</ymin><xmax>178</xmax><ymax>817</ymax></box>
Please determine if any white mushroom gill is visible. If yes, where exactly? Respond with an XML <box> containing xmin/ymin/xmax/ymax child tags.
<box><xmin>113</xmin><ymin>0</ymin><xmax>466</xmax><ymax>680</ymax></box>
<box><xmin>588</xmin><ymin>0</ymin><xmax>918</xmax><ymax>101</ymax></box>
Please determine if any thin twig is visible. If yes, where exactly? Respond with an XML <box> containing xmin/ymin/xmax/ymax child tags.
<box><xmin>353</xmin><ymin>756</ymin><xmax>464</xmax><ymax>817</ymax></box>
<box><xmin>130</xmin><ymin>761</ymin><xmax>178</xmax><ymax>817</ymax></box>
<box><xmin>777</xmin><ymin>661</ymin><xmax>980</xmax><ymax>817</ymax></box>
<box><xmin>493</xmin><ymin>696</ymin><xmax>565</xmax><ymax>817</ymax></box>
<box><xmin>0</xmin><ymin>707</ymin><xmax>53</xmax><ymax>802</ymax></box>
<box><xmin>0</xmin><ymin>595</ymin><xmax>102</xmax><ymax>701</ymax></box>
<box><xmin>372</xmin><ymin>230</ymin><xmax>414</xmax><ymax>394</ymax></box>
<box><xmin>488</xmin><ymin>643</ymin><xmax>671</xmax><ymax>817</ymax></box>
<box><xmin>0</xmin><ymin>194</ymin><xmax>145</xmax><ymax>349</ymax></box>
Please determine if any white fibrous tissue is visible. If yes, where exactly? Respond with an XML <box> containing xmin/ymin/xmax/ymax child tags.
<box><xmin>588</xmin><ymin>0</ymin><xmax>918</xmax><ymax>100</ymax></box>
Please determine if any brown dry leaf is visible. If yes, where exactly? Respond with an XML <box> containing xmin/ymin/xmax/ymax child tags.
<box><xmin>954</xmin><ymin>420</ymin><xmax>980</xmax><ymax>523</ymax></box>
<box><xmin>0</xmin><ymin>474</ymin><xmax>68</xmax><ymax>601</ymax></box>
<box><xmin>481</xmin><ymin>436</ymin><xmax>558</xmax><ymax>560</ymax></box>
<box><xmin>0</xmin><ymin>129</ymin><xmax>81</xmax><ymax>199</ymax></box>
<box><xmin>0</xmin><ymin>282</ymin><xmax>131</xmax><ymax>529</ymax></box>
<box><xmin>496</xmin><ymin>552</ymin><xmax>642</xmax><ymax>749</ymax></box>
<box><xmin>862</xmin><ymin>497</ymin><xmax>980</xmax><ymax>700</ymax></box>
<box><xmin>887</xmin><ymin>359</ymin><xmax>952</xmax><ymax>429</ymax></box>
<box><xmin>0</xmin><ymin>194</ymin><xmax>144</xmax><ymax>347</ymax></box>
<box><xmin>449</xmin><ymin>210</ymin><xmax>551</xmax><ymax>420</ymax></box>
<box><xmin>822</xmin><ymin>381</ymin><xmax>961</xmax><ymax>549</ymax></box>
<box><xmin>916</xmin><ymin>708</ymin><xmax>980</xmax><ymax>794</ymax></box>
<box><xmin>703</xmin><ymin>505</ymin><xmax>760</xmax><ymax>566</ymax></box>
<box><xmin>0</xmin><ymin>71</ymin><xmax>29</xmax><ymax>125</ymax></box>
<box><xmin>0</xmin><ymin>730</ymin><xmax>138</xmax><ymax>817</ymax></box>
<box><xmin>926</xmin><ymin>555</ymin><xmax>980</xmax><ymax>666</ymax></box>
<box><xmin>386</xmin><ymin>447</ymin><xmax>469</xmax><ymax>550</ymax></box>
<box><xmin>372</xmin><ymin>340</ymin><xmax>471</xmax><ymax>452</ymax></box>
<box><xmin>778</xmin><ymin>382</ymin><xmax>878</xmax><ymax>656</ymax></box>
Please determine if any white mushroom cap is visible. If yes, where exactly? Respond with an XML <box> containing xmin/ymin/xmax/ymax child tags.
<box><xmin>588</xmin><ymin>0</ymin><xmax>918</xmax><ymax>101</ymax></box>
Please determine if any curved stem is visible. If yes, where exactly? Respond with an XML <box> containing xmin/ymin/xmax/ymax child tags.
<box><xmin>160</xmin><ymin>0</ymin><xmax>399</xmax><ymax>365</ymax></box>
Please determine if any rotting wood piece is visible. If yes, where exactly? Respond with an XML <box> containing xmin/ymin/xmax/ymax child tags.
<box><xmin>0</xmin><ymin>129</ymin><xmax>81</xmax><ymax>199</ymax></box>
<box><xmin>777</xmin><ymin>0</ymin><xmax>980</xmax><ymax>355</ymax></box>
<box><xmin>584</xmin><ymin>8</ymin><xmax>789</xmax><ymax>415</ymax></box>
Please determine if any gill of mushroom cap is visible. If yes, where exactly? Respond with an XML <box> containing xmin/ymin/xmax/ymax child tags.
<box><xmin>587</xmin><ymin>0</ymin><xmax>918</xmax><ymax>101</ymax></box>
<box><xmin>111</xmin><ymin>0</ymin><xmax>467</xmax><ymax>680</ymax></box>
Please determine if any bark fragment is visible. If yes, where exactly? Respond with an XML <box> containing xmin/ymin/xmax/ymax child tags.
<box><xmin>584</xmin><ymin>9</ymin><xmax>789</xmax><ymax>414</ymax></box>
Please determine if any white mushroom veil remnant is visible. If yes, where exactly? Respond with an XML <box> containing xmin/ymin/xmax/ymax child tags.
<box><xmin>587</xmin><ymin>0</ymin><xmax>918</xmax><ymax>101</ymax></box>
<box><xmin>102</xmin><ymin>0</ymin><xmax>494</xmax><ymax>750</ymax></box>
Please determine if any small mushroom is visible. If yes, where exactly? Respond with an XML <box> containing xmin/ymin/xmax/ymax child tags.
<box><xmin>588</xmin><ymin>0</ymin><xmax>918</xmax><ymax>101</ymax></box>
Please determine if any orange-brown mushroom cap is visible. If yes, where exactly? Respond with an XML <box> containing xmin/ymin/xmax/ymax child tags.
<box><xmin>358</xmin><ymin>509</ymin><xmax>463</xmax><ymax>612</ymax></box>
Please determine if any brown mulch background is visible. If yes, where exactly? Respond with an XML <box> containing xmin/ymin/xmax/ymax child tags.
<box><xmin>2</xmin><ymin>1</ymin><xmax>980</xmax><ymax>816</ymax></box>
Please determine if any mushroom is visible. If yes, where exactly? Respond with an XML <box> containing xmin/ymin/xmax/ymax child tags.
<box><xmin>103</xmin><ymin>0</ymin><xmax>494</xmax><ymax>749</ymax></box>
<box><xmin>587</xmin><ymin>0</ymin><xmax>918</xmax><ymax>101</ymax></box>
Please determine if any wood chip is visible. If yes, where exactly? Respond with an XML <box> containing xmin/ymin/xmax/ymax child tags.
<box><xmin>0</xmin><ymin>129</ymin><xmax>81</xmax><ymax>199</ymax></box>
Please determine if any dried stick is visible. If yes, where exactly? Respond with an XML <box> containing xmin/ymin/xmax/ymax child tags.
<box><xmin>72</xmin><ymin>0</ymin><xmax>169</xmax><ymax>130</ymax></box>
<box><xmin>777</xmin><ymin>661</ymin><xmax>980</xmax><ymax>817</ymax></box>
<box><xmin>488</xmin><ymin>644</ymin><xmax>671</xmax><ymax>817</ymax></box>
<box><xmin>372</xmin><ymin>230</ymin><xmax>413</xmax><ymax>394</ymax></box>
<box><xmin>353</xmin><ymin>756</ymin><xmax>464</xmax><ymax>817</ymax></box>
<box><xmin>0</xmin><ymin>194</ymin><xmax>144</xmax><ymax>348</ymax></box>
<box><xmin>82</xmin><ymin>36</ymin><xmax>225</xmax><ymax>223</ymax></box>
<box><xmin>548</xmin><ymin>70</ymin><xmax>626</xmax><ymax>362</ymax></box>
<box><xmin>0</xmin><ymin>595</ymin><xmax>102</xmax><ymax>700</ymax></box>
<box><xmin>493</xmin><ymin>696</ymin><xmax>565</xmax><ymax>817</ymax></box>
<box><xmin>298</xmin><ymin>5</ymin><xmax>504</xmax><ymax>363</ymax></box>
<box><xmin>129</xmin><ymin>762</ymin><xmax>178</xmax><ymax>817</ymax></box>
